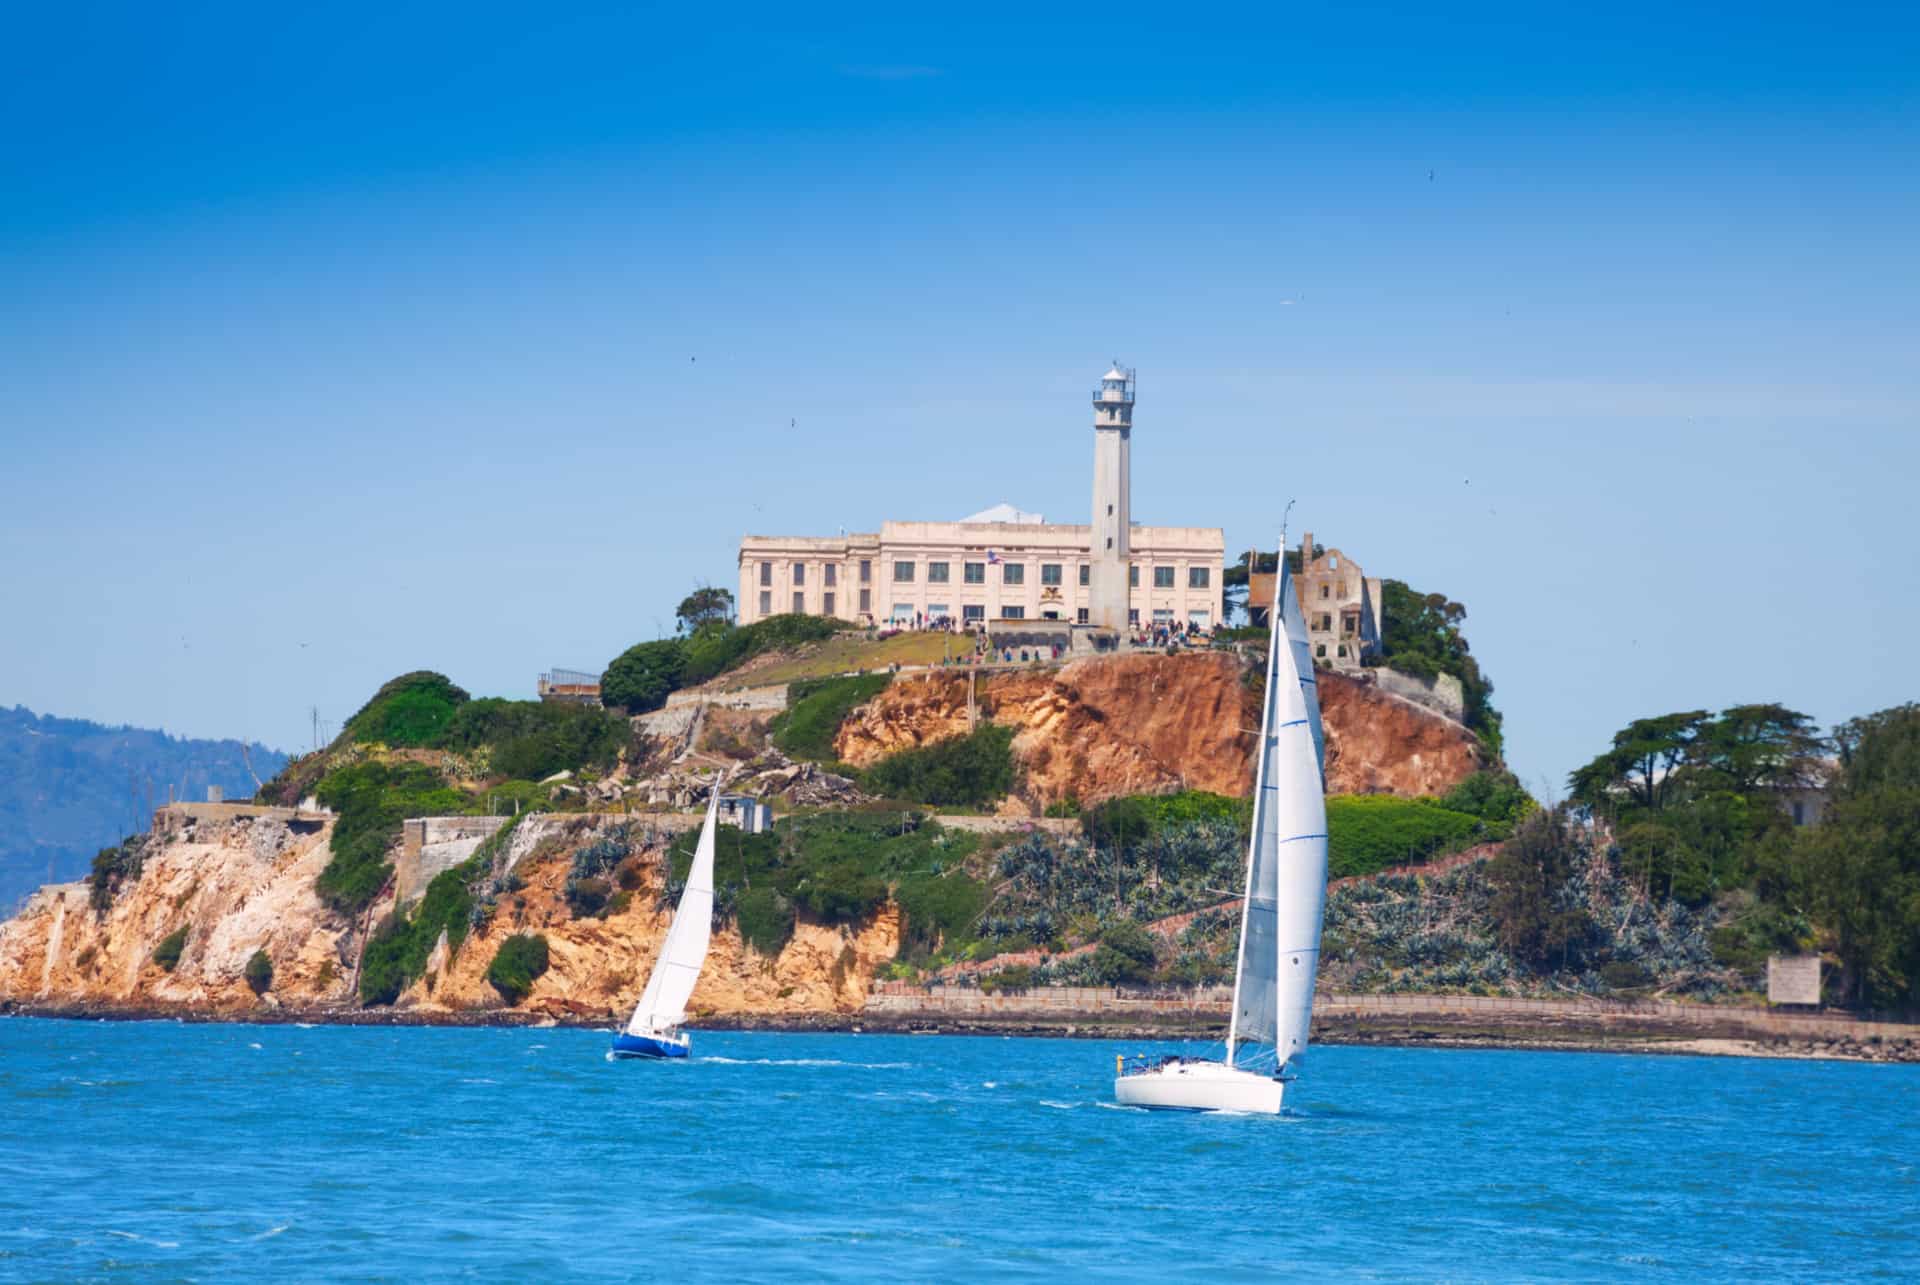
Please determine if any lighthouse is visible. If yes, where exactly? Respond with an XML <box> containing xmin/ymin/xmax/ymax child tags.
<box><xmin>1087</xmin><ymin>362</ymin><xmax>1134</xmax><ymax>631</ymax></box>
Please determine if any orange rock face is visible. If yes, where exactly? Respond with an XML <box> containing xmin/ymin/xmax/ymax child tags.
<box><xmin>834</xmin><ymin>652</ymin><xmax>1484</xmax><ymax>808</ymax></box>
<box><xmin>1317</xmin><ymin>669</ymin><xmax>1486</xmax><ymax>796</ymax></box>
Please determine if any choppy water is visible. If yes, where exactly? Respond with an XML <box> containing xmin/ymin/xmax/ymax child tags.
<box><xmin>2</xmin><ymin>1018</ymin><xmax>1914</xmax><ymax>1280</ymax></box>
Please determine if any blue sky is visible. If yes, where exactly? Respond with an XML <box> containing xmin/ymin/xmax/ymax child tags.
<box><xmin>2</xmin><ymin>1</ymin><xmax>1915</xmax><ymax>794</ymax></box>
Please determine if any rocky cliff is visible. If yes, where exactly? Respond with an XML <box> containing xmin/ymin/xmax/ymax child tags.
<box><xmin>833</xmin><ymin>652</ymin><xmax>1484</xmax><ymax>806</ymax></box>
<box><xmin>0</xmin><ymin>811</ymin><xmax>896</xmax><ymax>1022</ymax></box>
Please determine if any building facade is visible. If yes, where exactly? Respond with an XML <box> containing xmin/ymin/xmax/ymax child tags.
<box><xmin>1249</xmin><ymin>531</ymin><xmax>1383</xmax><ymax>670</ymax></box>
<box><xmin>738</xmin><ymin>365</ymin><xmax>1223</xmax><ymax>631</ymax></box>
<box><xmin>738</xmin><ymin>516</ymin><xmax>1223</xmax><ymax>630</ymax></box>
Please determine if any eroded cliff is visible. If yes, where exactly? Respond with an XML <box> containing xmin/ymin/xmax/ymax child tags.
<box><xmin>833</xmin><ymin>652</ymin><xmax>1483</xmax><ymax>806</ymax></box>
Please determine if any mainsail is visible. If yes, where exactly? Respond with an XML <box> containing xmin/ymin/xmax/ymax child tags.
<box><xmin>1226</xmin><ymin>556</ymin><xmax>1329</xmax><ymax>1070</ymax></box>
<box><xmin>626</xmin><ymin>792</ymin><xmax>718</xmax><ymax>1037</ymax></box>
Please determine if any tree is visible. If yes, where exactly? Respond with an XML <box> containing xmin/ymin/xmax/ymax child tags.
<box><xmin>676</xmin><ymin>586</ymin><xmax>735</xmax><ymax>634</ymax></box>
<box><xmin>1689</xmin><ymin>704</ymin><xmax>1827</xmax><ymax>798</ymax></box>
<box><xmin>1568</xmin><ymin>711</ymin><xmax>1710</xmax><ymax>816</ymax></box>
<box><xmin>486</xmin><ymin>933</ymin><xmax>551</xmax><ymax>1004</ymax></box>
<box><xmin>1487</xmin><ymin>809</ymin><xmax>1590</xmax><ymax>970</ymax></box>
<box><xmin>600</xmin><ymin>638</ymin><xmax>688</xmax><ymax>714</ymax></box>
<box><xmin>1798</xmin><ymin>704</ymin><xmax>1920</xmax><ymax>1008</ymax></box>
<box><xmin>1375</xmin><ymin>579</ymin><xmax>1503</xmax><ymax>752</ymax></box>
<box><xmin>1090</xmin><ymin>919</ymin><xmax>1159</xmax><ymax>984</ymax></box>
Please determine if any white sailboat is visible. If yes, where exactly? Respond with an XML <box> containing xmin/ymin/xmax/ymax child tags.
<box><xmin>612</xmin><ymin>790</ymin><xmax>719</xmax><ymax>1060</ymax></box>
<box><xmin>1114</xmin><ymin>549</ymin><xmax>1328</xmax><ymax>1113</ymax></box>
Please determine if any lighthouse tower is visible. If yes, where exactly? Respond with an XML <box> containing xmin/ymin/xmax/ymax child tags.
<box><xmin>1088</xmin><ymin>363</ymin><xmax>1134</xmax><ymax>631</ymax></box>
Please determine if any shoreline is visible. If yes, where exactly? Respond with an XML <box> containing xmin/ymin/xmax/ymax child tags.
<box><xmin>6</xmin><ymin>999</ymin><xmax>1915</xmax><ymax>1065</ymax></box>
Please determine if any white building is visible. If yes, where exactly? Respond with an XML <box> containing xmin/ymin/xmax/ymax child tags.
<box><xmin>737</xmin><ymin>366</ymin><xmax>1224</xmax><ymax>630</ymax></box>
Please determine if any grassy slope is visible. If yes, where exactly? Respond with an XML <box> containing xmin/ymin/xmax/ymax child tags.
<box><xmin>714</xmin><ymin>632</ymin><xmax>967</xmax><ymax>690</ymax></box>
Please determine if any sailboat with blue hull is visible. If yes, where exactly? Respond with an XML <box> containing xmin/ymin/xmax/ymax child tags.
<box><xmin>612</xmin><ymin>791</ymin><xmax>719</xmax><ymax>1060</ymax></box>
<box><xmin>1114</xmin><ymin>544</ymin><xmax>1329</xmax><ymax>1113</ymax></box>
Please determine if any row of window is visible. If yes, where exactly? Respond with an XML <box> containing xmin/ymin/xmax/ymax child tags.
<box><xmin>888</xmin><ymin>561</ymin><xmax>1210</xmax><ymax>588</ymax></box>
<box><xmin>760</xmin><ymin>560</ymin><xmax>876</xmax><ymax>587</ymax></box>
<box><xmin>761</xmin><ymin>590</ymin><xmax>874</xmax><ymax>615</ymax></box>
<box><xmin>759</xmin><ymin>558</ymin><xmax>1212</xmax><ymax>590</ymax></box>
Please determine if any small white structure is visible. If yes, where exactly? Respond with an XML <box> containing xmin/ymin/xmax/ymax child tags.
<box><xmin>715</xmin><ymin>793</ymin><xmax>772</xmax><ymax>834</ymax></box>
<box><xmin>1767</xmin><ymin>954</ymin><xmax>1822</xmax><ymax>1007</ymax></box>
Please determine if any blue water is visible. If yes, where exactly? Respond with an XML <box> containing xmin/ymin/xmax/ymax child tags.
<box><xmin>3</xmin><ymin>1019</ymin><xmax>1915</xmax><ymax>1281</ymax></box>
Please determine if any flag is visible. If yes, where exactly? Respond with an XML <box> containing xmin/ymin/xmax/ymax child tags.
<box><xmin>987</xmin><ymin>550</ymin><xmax>1000</xmax><ymax>564</ymax></box>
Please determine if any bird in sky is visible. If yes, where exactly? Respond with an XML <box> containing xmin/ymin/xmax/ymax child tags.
<box><xmin>1428</xmin><ymin>169</ymin><xmax>1435</xmax><ymax>181</ymax></box>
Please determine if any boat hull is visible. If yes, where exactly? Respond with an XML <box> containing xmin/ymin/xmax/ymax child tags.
<box><xmin>1114</xmin><ymin>1059</ymin><xmax>1284</xmax><ymax>1114</ymax></box>
<box><xmin>610</xmin><ymin>1031</ymin><xmax>690</xmax><ymax>1060</ymax></box>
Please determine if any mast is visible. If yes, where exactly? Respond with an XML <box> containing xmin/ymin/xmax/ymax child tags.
<box><xmin>1225</xmin><ymin>543</ymin><xmax>1286</xmax><ymax>1067</ymax></box>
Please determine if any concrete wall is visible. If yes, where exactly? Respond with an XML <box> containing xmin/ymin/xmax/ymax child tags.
<box><xmin>1373</xmin><ymin>668</ymin><xmax>1467</xmax><ymax>724</ymax></box>
<box><xmin>663</xmin><ymin>683</ymin><xmax>790</xmax><ymax>712</ymax></box>
<box><xmin>393</xmin><ymin>815</ymin><xmax>511</xmax><ymax>908</ymax></box>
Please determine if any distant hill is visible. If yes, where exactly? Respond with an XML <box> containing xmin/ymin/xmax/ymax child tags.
<box><xmin>0</xmin><ymin>707</ymin><xmax>288</xmax><ymax>911</ymax></box>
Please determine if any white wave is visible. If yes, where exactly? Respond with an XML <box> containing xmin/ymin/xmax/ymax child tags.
<box><xmin>982</xmin><ymin>1081</ymin><xmax>999</xmax><ymax>1088</ymax></box>
<box><xmin>459</xmin><ymin>1078</ymin><xmax>498</xmax><ymax>1085</ymax></box>
<box><xmin>295</xmin><ymin>1023</ymin><xmax>316</xmax><ymax>1029</ymax></box>
<box><xmin>248</xmin><ymin>1043</ymin><xmax>263</xmax><ymax>1050</ymax></box>
<box><xmin>1040</xmin><ymin>1100</ymin><xmax>1080</xmax><ymax>1110</ymax></box>
<box><xmin>106</xmin><ymin>1231</ymin><xmax>180</xmax><ymax>1248</ymax></box>
<box><xmin>250</xmin><ymin>1226</ymin><xmax>289</xmax><ymax>1241</ymax></box>
<box><xmin>1096</xmin><ymin>1101</ymin><xmax>1146</xmax><ymax>1112</ymax></box>
<box><xmin>700</xmin><ymin>1057</ymin><xmax>911</xmax><ymax>1069</ymax></box>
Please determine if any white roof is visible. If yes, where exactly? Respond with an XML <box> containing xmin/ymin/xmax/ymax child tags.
<box><xmin>960</xmin><ymin>502</ymin><xmax>1045</xmax><ymax>525</ymax></box>
<box><xmin>1103</xmin><ymin>366</ymin><xmax>1128</xmax><ymax>382</ymax></box>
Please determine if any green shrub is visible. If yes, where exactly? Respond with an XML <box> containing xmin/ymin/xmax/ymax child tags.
<box><xmin>567</xmin><ymin>876</ymin><xmax>613</xmax><ymax>919</ymax></box>
<box><xmin>343</xmin><ymin>671</ymin><xmax>470</xmax><ymax>747</ymax></box>
<box><xmin>314</xmin><ymin>761</ymin><xmax>471</xmax><ymax>914</ymax></box>
<box><xmin>771</xmin><ymin>674</ymin><xmax>892</xmax><ymax>762</ymax></box>
<box><xmin>862</xmin><ymin>724</ymin><xmax>1014</xmax><ymax>807</ymax></box>
<box><xmin>1089</xmin><ymin>919</ymin><xmax>1158</xmax><ymax>984</ymax></box>
<box><xmin>736</xmin><ymin>886</ymin><xmax>795</xmax><ymax>955</ymax></box>
<box><xmin>440</xmin><ymin>698</ymin><xmax>627</xmax><ymax>779</ymax></box>
<box><xmin>1439</xmin><ymin>771</ymin><xmax>1535</xmax><ymax>838</ymax></box>
<box><xmin>152</xmin><ymin>926</ymin><xmax>189</xmax><ymax>972</ymax></box>
<box><xmin>486</xmin><ymin>933</ymin><xmax>551</xmax><ymax>1004</ymax></box>
<box><xmin>1600</xmin><ymin>960</ymin><xmax>1654</xmax><ymax>992</ymax></box>
<box><xmin>244</xmin><ymin>949</ymin><xmax>273</xmax><ymax>995</ymax></box>
<box><xmin>1083</xmin><ymin>791</ymin><xmax>1249</xmax><ymax>851</ymax></box>
<box><xmin>88</xmin><ymin>838</ymin><xmax>146</xmax><ymax>913</ymax></box>
<box><xmin>979</xmin><ymin>964</ymin><xmax>1033</xmax><ymax>993</ymax></box>
<box><xmin>894</xmin><ymin>871</ymin><xmax>988</xmax><ymax>958</ymax></box>
<box><xmin>601</xmin><ymin>638</ymin><xmax>689</xmax><ymax>713</ymax></box>
<box><xmin>1326</xmin><ymin>794</ymin><xmax>1483</xmax><ymax>878</ymax></box>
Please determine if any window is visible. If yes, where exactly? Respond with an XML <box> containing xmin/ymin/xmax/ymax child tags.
<box><xmin>859</xmin><ymin>589</ymin><xmax>871</xmax><ymax>613</ymax></box>
<box><xmin>1153</xmin><ymin>608</ymin><xmax>1174</xmax><ymax>623</ymax></box>
<box><xmin>963</xmin><ymin>561</ymin><xmax>985</xmax><ymax>584</ymax></box>
<box><xmin>1003</xmin><ymin>563</ymin><xmax>1025</xmax><ymax>585</ymax></box>
<box><xmin>793</xmin><ymin>592</ymin><xmax>804</xmax><ymax>613</ymax></box>
<box><xmin>1128</xmin><ymin>608</ymin><xmax>1140</xmax><ymax>625</ymax></box>
<box><xmin>1153</xmin><ymin>566</ymin><xmax>1175</xmax><ymax>588</ymax></box>
<box><xmin>963</xmin><ymin>604</ymin><xmax>985</xmax><ymax>623</ymax></box>
<box><xmin>894</xmin><ymin>561</ymin><xmax>915</xmax><ymax>582</ymax></box>
<box><xmin>825</xmin><ymin>564</ymin><xmax>837</xmax><ymax>587</ymax></box>
<box><xmin>792</xmin><ymin>562</ymin><xmax>805</xmax><ymax>585</ymax></box>
<box><xmin>1129</xmin><ymin>565</ymin><xmax>1139</xmax><ymax>587</ymax></box>
<box><xmin>1188</xmin><ymin>567</ymin><xmax>1210</xmax><ymax>589</ymax></box>
<box><xmin>1041</xmin><ymin>563</ymin><xmax>1062</xmax><ymax>586</ymax></box>
<box><xmin>1002</xmin><ymin>606</ymin><xmax>1025</xmax><ymax>620</ymax></box>
<box><xmin>759</xmin><ymin>561</ymin><xmax>772</xmax><ymax>587</ymax></box>
<box><xmin>926</xmin><ymin>603</ymin><xmax>949</xmax><ymax>620</ymax></box>
<box><xmin>1338</xmin><ymin>582</ymin><xmax>1348</xmax><ymax>597</ymax></box>
<box><xmin>859</xmin><ymin>560</ymin><xmax>871</xmax><ymax>584</ymax></box>
<box><xmin>1792</xmin><ymin>802</ymin><xmax>1807</xmax><ymax>825</ymax></box>
<box><xmin>1188</xmin><ymin>610</ymin><xmax>1210</xmax><ymax>629</ymax></box>
<box><xmin>824</xmin><ymin>592</ymin><xmax>835</xmax><ymax>615</ymax></box>
<box><xmin>1107</xmin><ymin>504</ymin><xmax>1113</xmax><ymax>515</ymax></box>
<box><xmin>759</xmin><ymin>591</ymin><xmax>771</xmax><ymax>615</ymax></box>
<box><xmin>928</xmin><ymin>561</ymin><xmax>950</xmax><ymax>583</ymax></box>
<box><xmin>1315</xmin><ymin>614</ymin><xmax>1331</xmax><ymax>631</ymax></box>
<box><xmin>891</xmin><ymin>604</ymin><xmax>914</xmax><ymax>623</ymax></box>
<box><xmin>1316</xmin><ymin>643</ymin><xmax>1327</xmax><ymax>657</ymax></box>
<box><xmin>1337</xmin><ymin>644</ymin><xmax>1348</xmax><ymax>658</ymax></box>
<box><xmin>1076</xmin><ymin>607</ymin><xmax>1089</xmax><ymax>623</ymax></box>
<box><xmin>1079</xmin><ymin>565</ymin><xmax>1089</xmax><ymax>586</ymax></box>
<box><xmin>1320</xmin><ymin>584</ymin><xmax>1329</xmax><ymax>599</ymax></box>
<box><xmin>1106</xmin><ymin>537</ymin><xmax>1113</xmax><ymax>550</ymax></box>
<box><xmin>1330</xmin><ymin>556</ymin><xmax>1339</xmax><ymax>570</ymax></box>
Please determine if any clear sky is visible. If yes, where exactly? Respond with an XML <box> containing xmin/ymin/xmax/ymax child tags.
<box><xmin>2</xmin><ymin>1</ymin><xmax>1915</xmax><ymax>795</ymax></box>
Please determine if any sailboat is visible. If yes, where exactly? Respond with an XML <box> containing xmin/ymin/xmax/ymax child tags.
<box><xmin>1114</xmin><ymin>548</ymin><xmax>1328</xmax><ymax>1113</ymax></box>
<box><xmin>612</xmin><ymin>790</ymin><xmax>719</xmax><ymax>1060</ymax></box>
